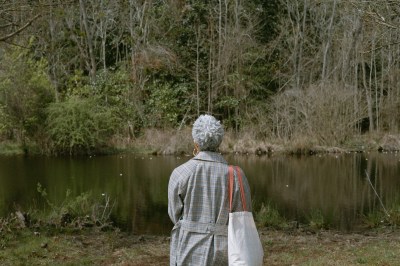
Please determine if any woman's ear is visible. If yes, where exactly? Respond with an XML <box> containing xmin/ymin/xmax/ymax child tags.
<box><xmin>193</xmin><ymin>142</ymin><xmax>200</xmax><ymax>156</ymax></box>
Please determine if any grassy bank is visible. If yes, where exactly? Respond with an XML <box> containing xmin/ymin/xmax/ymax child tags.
<box><xmin>123</xmin><ymin>129</ymin><xmax>400</xmax><ymax>155</ymax></box>
<box><xmin>1</xmin><ymin>223</ymin><xmax>400</xmax><ymax>265</ymax></box>
<box><xmin>1</xmin><ymin>192</ymin><xmax>400</xmax><ymax>265</ymax></box>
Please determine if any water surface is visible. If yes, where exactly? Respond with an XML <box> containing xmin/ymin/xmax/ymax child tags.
<box><xmin>1</xmin><ymin>152</ymin><xmax>399</xmax><ymax>234</ymax></box>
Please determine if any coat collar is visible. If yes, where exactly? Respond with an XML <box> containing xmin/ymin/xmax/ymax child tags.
<box><xmin>193</xmin><ymin>151</ymin><xmax>227</xmax><ymax>164</ymax></box>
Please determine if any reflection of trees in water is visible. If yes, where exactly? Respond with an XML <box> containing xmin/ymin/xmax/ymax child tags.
<box><xmin>363</xmin><ymin>152</ymin><xmax>400</xmax><ymax>216</ymax></box>
<box><xmin>106</xmin><ymin>156</ymin><xmax>176</xmax><ymax>234</ymax></box>
<box><xmin>0</xmin><ymin>156</ymin><xmax>56</xmax><ymax>215</ymax></box>
<box><xmin>232</xmin><ymin>153</ymin><xmax>400</xmax><ymax>230</ymax></box>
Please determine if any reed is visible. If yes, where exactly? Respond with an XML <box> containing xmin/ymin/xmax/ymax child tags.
<box><xmin>255</xmin><ymin>202</ymin><xmax>287</xmax><ymax>229</ymax></box>
<box><xmin>15</xmin><ymin>183</ymin><xmax>117</xmax><ymax>230</ymax></box>
<box><xmin>307</xmin><ymin>209</ymin><xmax>332</xmax><ymax>230</ymax></box>
<box><xmin>365</xmin><ymin>170</ymin><xmax>390</xmax><ymax>218</ymax></box>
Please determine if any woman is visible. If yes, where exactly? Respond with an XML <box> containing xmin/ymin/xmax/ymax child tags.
<box><xmin>168</xmin><ymin>114</ymin><xmax>252</xmax><ymax>266</ymax></box>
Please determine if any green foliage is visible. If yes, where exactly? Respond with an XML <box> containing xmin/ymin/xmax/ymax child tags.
<box><xmin>66</xmin><ymin>69</ymin><xmax>91</xmax><ymax>97</ymax></box>
<box><xmin>1</xmin><ymin>0</ymin><xmax>281</xmax><ymax>150</ymax></box>
<box><xmin>215</xmin><ymin>96</ymin><xmax>240</xmax><ymax>110</ymax></box>
<box><xmin>0</xmin><ymin>51</ymin><xmax>142</xmax><ymax>155</ymax></box>
<box><xmin>0</xmin><ymin>104</ymin><xmax>11</xmax><ymax>138</ymax></box>
<box><xmin>215</xmin><ymin>95</ymin><xmax>241</xmax><ymax>129</ymax></box>
<box><xmin>6</xmin><ymin>0</ymin><xmax>400</xmax><ymax>153</ymax></box>
<box><xmin>46</xmin><ymin>96</ymin><xmax>120</xmax><ymax>154</ymax></box>
<box><xmin>0</xmin><ymin>142</ymin><xmax>23</xmax><ymax>155</ymax></box>
<box><xmin>92</xmin><ymin>70</ymin><xmax>129</xmax><ymax>103</ymax></box>
<box><xmin>68</xmin><ymin>69</ymin><xmax>142</xmax><ymax>135</ymax></box>
<box><xmin>0</xmin><ymin>46</ymin><xmax>54</xmax><ymax>142</ymax></box>
<box><xmin>145</xmin><ymin>80</ymin><xmax>191</xmax><ymax>127</ymax></box>
<box><xmin>92</xmin><ymin>70</ymin><xmax>139</xmax><ymax>125</ymax></box>
<box><xmin>250</xmin><ymin>0</ymin><xmax>282</xmax><ymax>43</ymax></box>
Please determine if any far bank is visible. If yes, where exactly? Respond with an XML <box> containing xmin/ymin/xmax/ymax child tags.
<box><xmin>2</xmin><ymin>129</ymin><xmax>400</xmax><ymax>156</ymax></box>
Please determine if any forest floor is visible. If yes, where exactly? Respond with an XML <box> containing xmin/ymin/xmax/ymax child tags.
<box><xmin>1</xmin><ymin>226</ymin><xmax>400</xmax><ymax>265</ymax></box>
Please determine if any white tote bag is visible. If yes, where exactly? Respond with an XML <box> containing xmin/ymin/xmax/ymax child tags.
<box><xmin>228</xmin><ymin>166</ymin><xmax>264</xmax><ymax>266</ymax></box>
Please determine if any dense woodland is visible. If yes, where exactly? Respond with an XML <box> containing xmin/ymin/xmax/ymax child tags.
<box><xmin>1</xmin><ymin>0</ymin><xmax>400</xmax><ymax>154</ymax></box>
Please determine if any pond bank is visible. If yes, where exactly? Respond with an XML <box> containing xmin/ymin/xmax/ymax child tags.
<box><xmin>1</xmin><ymin>225</ymin><xmax>399</xmax><ymax>265</ymax></box>
<box><xmin>1</xmin><ymin>188</ymin><xmax>399</xmax><ymax>265</ymax></box>
<box><xmin>3</xmin><ymin>130</ymin><xmax>400</xmax><ymax>156</ymax></box>
<box><xmin>118</xmin><ymin>129</ymin><xmax>400</xmax><ymax>156</ymax></box>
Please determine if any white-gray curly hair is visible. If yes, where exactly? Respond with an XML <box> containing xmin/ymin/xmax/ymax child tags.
<box><xmin>192</xmin><ymin>115</ymin><xmax>224</xmax><ymax>151</ymax></box>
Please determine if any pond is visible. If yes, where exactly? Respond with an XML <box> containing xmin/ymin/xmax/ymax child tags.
<box><xmin>1</xmin><ymin>152</ymin><xmax>399</xmax><ymax>234</ymax></box>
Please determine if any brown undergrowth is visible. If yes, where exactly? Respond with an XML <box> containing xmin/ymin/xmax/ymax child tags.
<box><xmin>2</xmin><ymin>128</ymin><xmax>400</xmax><ymax>156</ymax></box>
<box><xmin>121</xmin><ymin>128</ymin><xmax>400</xmax><ymax>156</ymax></box>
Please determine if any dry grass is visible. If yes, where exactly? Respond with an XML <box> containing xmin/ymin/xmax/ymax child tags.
<box><xmin>128</xmin><ymin>127</ymin><xmax>193</xmax><ymax>155</ymax></box>
<box><xmin>111</xmin><ymin>127</ymin><xmax>400</xmax><ymax>156</ymax></box>
<box><xmin>220</xmin><ymin>130</ymin><xmax>285</xmax><ymax>155</ymax></box>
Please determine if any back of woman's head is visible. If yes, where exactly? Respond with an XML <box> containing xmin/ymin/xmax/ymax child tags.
<box><xmin>192</xmin><ymin>115</ymin><xmax>224</xmax><ymax>151</ymax></box>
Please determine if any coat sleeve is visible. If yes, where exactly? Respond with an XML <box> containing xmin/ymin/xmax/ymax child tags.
<box><xmin>168</xmin><ymin>169</ymin><xmax>184</xmax><ymax>224</ymax></box>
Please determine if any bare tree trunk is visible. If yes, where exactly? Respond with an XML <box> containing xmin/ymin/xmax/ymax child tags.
<box><xmin>285</xmin><ymin>0</ymin><xmax>308</xmax><ymax>89</ymax></box>
<box><xmin>296</xmin><ymin>0</ymin><xmax>307</xmax><ymax>89</ymax></box>
<box><xmin>79</xmin><ymin>0</ymin><xmax>96</xmax><ymax>79</ymax></box>
<box><xmin>373</xmin><ymin>47</ymin><xmax>379</xmax><ymax>131</ymax></box>
<box><xmin>321</xmin><ymin>0</ymin><xmax>337</xmax><ymax>80</ymax></box>
<box><xmin>99</xmin><ymin>0</ymin><xmax>107</xmax><ymax>71</ymax></box>
<box><xmin>377</xmin><ymin>48</ymin><xmax>385</xmax><ymax>131</ymax></box>
<box><xmin>208</xmin><ymin>17</ymin><xmax>214</xmax><ymax>113</ymax></box>
<box><xmin>195</xmin><ymin>26</ymin><xmax>201</xmax><ymax>116</ymax></box>
<box><xmin>48</xmin><ymin>4</ymin><xmax>59</xmax><ymax>102</ymax></box>
<box><xmin>369</xmin><ymin>35</ymin><xmax>376</xmax><ymax>132</ymax></box>
<box><xmin>362</xmin><ymin>58</ymin><xmax>374</xmax><ymax>132</ymax></box>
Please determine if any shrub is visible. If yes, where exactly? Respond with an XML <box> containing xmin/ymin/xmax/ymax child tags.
<box><xmin>46</xmin><ymin>96</ymin><xmax>120</xmax><ymax>154</ymax></box>
<box><xmin>266</xmin><ymin>82</ymin><xmax>367</xmax><ymax>145</ymax></box>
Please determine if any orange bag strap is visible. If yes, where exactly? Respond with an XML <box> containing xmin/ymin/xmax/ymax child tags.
<box><xmin>236</xmin><ymin>166</ymin><xmax>247</xmax><ymax>211</ymax></box>
<box><xmin>228</xmin><ymin>165</ymin><xmax>247</xmax><ymax>212</ymax></box>
<box><xmin>228</xmin><ymin>166</ymin><xmax>234</xmax><ymax>212</ymax></box>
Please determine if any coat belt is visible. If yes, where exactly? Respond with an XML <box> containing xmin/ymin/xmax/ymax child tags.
<box><xmin>175</xmin><ymin>219</ymin><xmax>228</xmax><ymax>236</ymax></box>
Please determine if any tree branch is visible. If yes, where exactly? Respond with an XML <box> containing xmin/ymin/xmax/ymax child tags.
<box><xmin>362</xmin><ymin>40</ymin><xmax>400</xmax><ymax>54</ymax></box>
<box><xmin>0</xmin><ymin>14</ymin><xmax>41</xmax><ymax>42</ymax></box>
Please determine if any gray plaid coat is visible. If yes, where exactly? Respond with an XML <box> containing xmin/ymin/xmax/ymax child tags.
<box><xmin>168</xmin><ymin>151</ymin><xmax>252</xmax><ymax>266</ymax></box>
